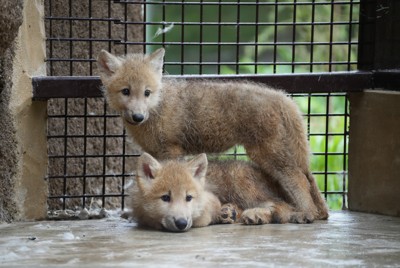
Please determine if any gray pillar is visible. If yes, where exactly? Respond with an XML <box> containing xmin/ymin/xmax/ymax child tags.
<box><xmin>348</xmin><ymin>90</ymin><xmax>400</xmax><ymax>216</ymax></box>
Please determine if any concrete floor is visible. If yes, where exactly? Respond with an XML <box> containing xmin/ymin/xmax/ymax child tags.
<box><xmin>0</xmin><ymin>211</ymin><xmax>399</xmax><ymax>267</ymax></box>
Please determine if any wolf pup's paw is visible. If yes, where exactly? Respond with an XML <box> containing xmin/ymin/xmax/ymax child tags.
<box><xmin>241</xmin><ymin>208</ymin><xmax>273</xmax><ymax>225</ymax></box>
<box><xmin>219</xmin><ymin>203</ymin><xmax>238</xmax><ymax>224</ymax></box>
<box><xmin>289</xmin><ymin>212</ymin><xmax>314</xmax><ymax>224</ymax></box>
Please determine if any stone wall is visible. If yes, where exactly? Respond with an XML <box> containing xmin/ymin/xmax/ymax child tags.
<box><xmin>0</xmin><ymin>0</ymin><xmax>23</xmax><ymax>222</ymax></box>
<box><xmin>0</xmin><ymin>0</ymin><xmax>48</xmax><ymax>222</ymax></box>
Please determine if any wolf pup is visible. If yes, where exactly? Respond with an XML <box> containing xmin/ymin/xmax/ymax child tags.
<box><xmin>97</xmin><ymin>48</ymin><xmax>329</xmax><ymax>221</ymax></box>
<box><xmin>131</xmin><ymin>153</ymin><xmax>314</xmax><ymax>232</ymax></box>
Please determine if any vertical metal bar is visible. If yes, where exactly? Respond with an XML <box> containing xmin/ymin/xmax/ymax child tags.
<box><xmin>63</xmin><ymin>98</ymin><xmax>68</xmax><ymax>210</ymax></box>
<box><xmin>217</xmin><ymin>1</ymin><xmax>222</xmax><ymax>74</ymax></box>
<box><xmin>292</xmin><ymin>0</ymin><xmax>297</xmax><ymax>73</ymax></box>
<box><xmin>81</xmin><ymin>0</ymin><xmax>94</xmax><ymax>209</ymax></box>
<box><xmin>347</xmin><ymin>0</ymin><xmax>354</xmax><ymax>71</ymax></box>
<box><xmin>273</xmin><ymin>0</ymin><xmax>278</xmax><ymax>74</ymax></box>
<box><xmin>234</xmin><ymin>0</ymin><xmax>241</xmax><ymax>156</ymax></box>
<box><xmin>101</xmin><ymin>98</ymin><xmax>107</xmax><ymax>208</ymax></box>
<box><xmin>310</xmin><ymin>0</ymin><xmax>316</xmax><ymax>72</ymax></box>
<box><xmin>254</xmin><ymin>0</ymin><xmax>260</xmax><ymax>73</ymax></box>
<box><xmin>108</xmin><ymin>0</ymin><xmax>112</xmax><ymax>51</ymax></box>
<box><xmin>342</xmin><ymin>94</ymin><xmax>349</xmax><ymax>209</ymax></box>
<box><xmin>89</xmin><ymin>0</ymin><xmax>93</xmax><ymax>75</ymax></box>
<box><xmin>103</xmin><ymin>0</ymin><xmax>112</xmax><ymax>207</ymax></box>
<box><xmin>82</xmin><ymin>102</ymin><xmax>87</xmax><ymax>209</ymax></box>
<box><xmin>235</xmin><ymin>0</ymin><xmax>241</xmax><ymax>74</ymax></box>
<box><xmin>199</xmin><ymin>0</ymin><xmax>204</xmax><ymax>75</ymax></box>
<box><xmin>143</xmin><ymin>0</ymin><xmax>147</xmax><ymax>53</ymax></box>
<box><xmin>69</xmin><ymin>0</ymin><xmax>73</xmax><ymax>75</ymax></box>
<box><xmin>162</xmin><ymin>0</ymin><xmax>166</xmax><ymax>51</ymax></box>
<box><xmin>307</xmin><ymin>93</ymin><xmax>312</xmax><ymax>142</ymax></box>
<box><xmin>181</xmin><ymin>1</ymin><xmax>185</xmax><ymax>75</ymax></box>
<box><xmin>48</xmin><ymin>0</ymin><xmax>53</xmax><ymax>76</ymax></box>
<box><xmin>324</xmin><ymin>93</ymin><xmax>331</xmax><ymax>199</ymax></box>
<box><xmin>328</xmin><ymin>0</ymin><xmax>335</xmax><ymax>72</ymax></box>
<box><xmin>124</xmin><ymin>1</ymin><xmax>128</xmax><ymax>54</ymax></box>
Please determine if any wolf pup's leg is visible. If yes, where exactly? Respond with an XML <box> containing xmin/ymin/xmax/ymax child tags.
<box><xmin>246</xmin><ymin>144</ymin><xmax>323</xmax><ymax>221</ymax></box>
<box><xmin>240</xmin><ymin>201</ymin><xmax>314</xmax><ymax>225</ymax></box>
<box><xmin>307</xmin><ymin>172</ymin><xmax>329</xmax><ymax>220</ymax></box>
<box><xmin>192</xmin><ymin>191</ymin><xmax>224</xmax><ymax>228</ymax></box>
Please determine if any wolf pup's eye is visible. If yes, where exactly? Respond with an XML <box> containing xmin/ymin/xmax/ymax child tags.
<box><xmin>161</xmin><ymin>195</ymin><xmax>171</xmax><ymax>202</ymax></box>
<box><xmin>186</xmin><ymin>195</ymin><xmax>193</xmax><ymax>202</ymax></box>
<box><xmin>144</xmin><ymin>89</ymin><xmax>151</xmax><ymax>97</ymax></box>
<box><xmin>121</xmin><ymin>88</ymin><xmax>130</xmax><ymax>96</ymax></box>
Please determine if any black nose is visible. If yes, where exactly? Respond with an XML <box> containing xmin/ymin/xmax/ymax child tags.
<box><xmin>132</xmin><ymin>114</ymin><xmax>144</xmax><ymax>123</ymax></box>
<box><xmin>175</xmin><ymin>218</ymin><xmax>188</xmax><ymax>231</ymax></box>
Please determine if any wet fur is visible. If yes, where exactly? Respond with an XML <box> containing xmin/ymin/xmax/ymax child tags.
<box><xmin>97</xmin><ymin>49</ymin><xmax>329</xmax><ymax>221</ymax></box>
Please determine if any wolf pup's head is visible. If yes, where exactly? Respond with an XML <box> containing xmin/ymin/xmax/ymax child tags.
<box><xmin>97</xmin><ymin>49</ymin><xmax>165</xmax><ymax>125</ymax></box>
<box><xmin>132</xmin><ymin>153</ymin><xmax>208</xmax><ymax>232</ymax></box>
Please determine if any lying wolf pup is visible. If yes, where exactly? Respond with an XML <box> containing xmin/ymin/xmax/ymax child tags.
<box><xmin>131</xmin><ymin>153</ymin><xmax>314</xmax><ymax>232</ymax></box>
<box><xmin>97</xmin><ymin>48</ymin><xmax>328</xmax><ymax>221</ymax></box>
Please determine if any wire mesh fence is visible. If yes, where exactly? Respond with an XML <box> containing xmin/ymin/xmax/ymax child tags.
<box><xmin>44</xmin><ymin>0</ymin><xmax>359</xmax><ymax>212</ymax></box>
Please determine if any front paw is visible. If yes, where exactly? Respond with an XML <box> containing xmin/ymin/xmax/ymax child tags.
<box><xmin>241</xmin><ymin>208</ymin><xmax>273</xmax><ymax>225</ymax></box>
<box><xmin>218</xmin><ymin>203</ymin><xmax>238</xmax><ymax>224</ymax></box>
<box><xmin>289</xmin><ymin>212</ymin><xmax>314</xmax><ymax>224</ymax></box>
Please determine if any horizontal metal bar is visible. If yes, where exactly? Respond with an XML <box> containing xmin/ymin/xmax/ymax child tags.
<box><xmin>45</xmin><ymin>16</ymin><xmax>120</xmax><ymax>22</ymax></box>
<box><xmin>44</xmin><ymin>59</ymin><xmax>358</xmax><ymax>66</ymax></box>
<box><xmin>47</xmin><ymin>174</ymin><xmax>133</xmax><ymax>179</ymax></box>
<box><xmin>114</xmin><ymin>1</ymin><xmax>361</xmax><ymax>6</ymax></box>
<box><xmin>47</xmin><ymin>114</ymin><xmax>119</xmax><ymax>118</ymax></box>
<box><xmin>117</xmin><ymin>21</ymin><xmax>359</xmax><ymax>26</ymax></box>
<box><xmin>32</xmin><ymin>76</ymin><xmax>103</xmax><ymax>99</ymax></box>
<box><xmin>45</xmin><ymin>131</ymin><xmax>349</xmax><ymax>140</ymax></box>
<box><xmin>117</xmin><ymin>41</ymin><xmax>359</xmax><ymax>46</ymax></box>
<box><xmin>48</xmin><ymin>154</ymin><xmax>138</xmax><ymax>159</ymax></box>
<box><xmin>32</xmin><ymin>71</ymin><xmax>372</xmax><ymax>99</ymax></box>
<box><xmin>48</xmin><ymin>193</ymin><xmax>128</xmax><ymax>199</ymax></box>
<box><xmin>373</xmin><ymin>70</ymin><xmax>400</xmax><ymax>90</ymax></box>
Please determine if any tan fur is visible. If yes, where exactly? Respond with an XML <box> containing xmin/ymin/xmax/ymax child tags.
<box><xmin>131</xmin><ymin>153</ymin><xmax>222</xmax><ymax>232</ymax></box>
<box><xmin>97</xmin><ymin>49</ymin><xmax>329</xmax><ymax>221</ymax></box>
<box><xmin>131</xmin><ymin>153</ymin><xmax>314</xmax><ymax>232</ymax></box>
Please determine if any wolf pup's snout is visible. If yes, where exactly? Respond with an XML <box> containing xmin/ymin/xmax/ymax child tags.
<box><xmin>132</xmin><ymin>113</ymin><xmax>145</xmax><ymax>123</ymax></box>
<box><xmin>174</xmin><ymin>218</ymin><xmax>188</xmax><ymax>231</ymax></box>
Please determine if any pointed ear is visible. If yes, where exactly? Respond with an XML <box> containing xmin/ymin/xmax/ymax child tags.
<box><xmin>187</xmin><ymin>154</ymin><xmax>208</xmax><ymax>181</ymax></box>
<box><xmin>136</xmin><ymin>153</ymin><xmax>162</xmax><ymax>180</ymax></box>
<box><xmin>147</xmin><ymin>48</ymin><xmax>165</xmax><ymax>75</ymax></box>
<box><xmin>97</xmin><ymin>50</ymin><xmax>122</xmax><ymax>78</ymax></box>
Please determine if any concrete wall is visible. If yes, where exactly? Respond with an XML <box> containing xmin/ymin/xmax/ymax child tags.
<box><xmin>348</xmin><ymin>90</ymin><xmax>400</xmax><ymax>217</ymax></box>
<box><xmin>0</xmin><ymin>0</ymin><xmax>48</xmax><ymax>222</ymax></box>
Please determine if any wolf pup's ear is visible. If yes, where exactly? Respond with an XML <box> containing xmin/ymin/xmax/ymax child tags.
<box><xmin>137</xmin><ymin>153</ymin><xmax>161</xmax><ymax>180</ymax></box>
<box><xmin>97</xmin><ymin>50</ymin><xmax>122</xmax><ymax>78</ymax></box>
<box><xmin>187</xmin><ymin>153</ymin><xmax>208</xmax><ymax>181</ymax></box>
<box><xmin>147</xmin><ymin>48</ymin><xmax>165</xmax><ymax>75</ymax></box>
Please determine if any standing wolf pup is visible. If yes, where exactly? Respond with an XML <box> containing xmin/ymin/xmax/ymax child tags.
<box><xmin>97</xmin><ymin>48</ymin><xmax>329</xmax><ymax>221</ymax></box>
<box><xmin>132</xmin><ymin>153</ymin><xmax>313</xmax><ymax>232</ymax></box>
